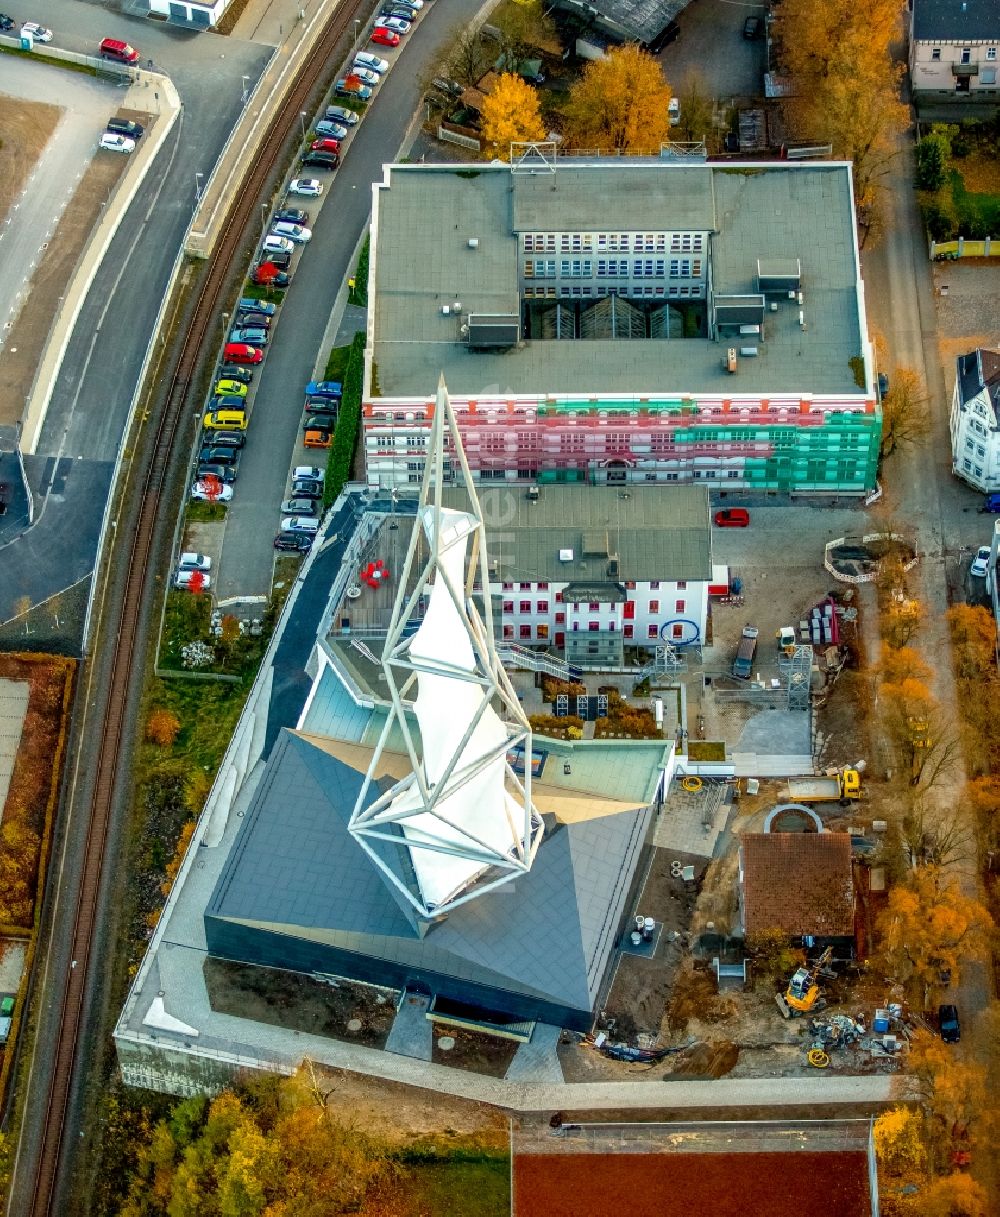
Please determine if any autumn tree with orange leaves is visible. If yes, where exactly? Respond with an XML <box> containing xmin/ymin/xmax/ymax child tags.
<box><xmin>562</xmin><ymin>45</ymin><xmax>672</xmax><ymax>154</ymax></box>
<box><xmin>876</xmin><ymin>866</ymin><xmax>992</xmax><ymax>1005</ymax></box>
<box><xmin>480</xmin><ymin>73</ymin><xmax>546</xmax><ymax>159</ymax></box>
<box><xmin>773</xmin><ymin>0</ymin><xmax>908</xmax><ymax>228</ymax></box>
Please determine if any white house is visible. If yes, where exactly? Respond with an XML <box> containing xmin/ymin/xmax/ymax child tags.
<box><xmin>910</xmin><ymin>0</ymin><xmax>1000</xmax><ymax>110</ymax></box>
<box><xmin>951</xmin><ymin>347</ymin><xmax>1000</xmax><ymax>491</ymax></box>
<box><xmin>441</xmin><ymin>483</ymin><xmax>714</xmax><ymax>669</ymax></box>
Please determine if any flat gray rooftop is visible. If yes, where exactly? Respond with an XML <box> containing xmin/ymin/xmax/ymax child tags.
<box><xmin>371</xmin><ymin>161</ymin><xmax>865</xmax><ymax>400</ymax></box>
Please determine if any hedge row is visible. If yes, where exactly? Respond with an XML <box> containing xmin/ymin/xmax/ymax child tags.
<box><xmin>323</xmin><ymin>331</ymin><xmax>365</xmax><ymax>508</ymax></box>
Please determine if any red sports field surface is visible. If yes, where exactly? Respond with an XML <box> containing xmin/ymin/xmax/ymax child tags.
<box><xmin>514</xmin><ymin>1151</ymin><xmax>870</xmax><ymax>1217</ymax></box>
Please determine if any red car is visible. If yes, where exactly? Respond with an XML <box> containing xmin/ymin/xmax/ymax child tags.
<box><xmin>370</xmin><ymin>26</ymin><xmax>399</xmax><ymax>46</ymax></box>
<box><xmin>714</xmin><ymin>508</ymin><xmax>750</xmax><ymax>527</ymax></box>
<box><xmin>310</xmin><ymin>137</ymin><xmax>342</xmax><ymax>154</ymax></box>
<box><xmin>223</xmin><ymin>342</ymin><xmax>264</xmax><ymax>364</ymax></box>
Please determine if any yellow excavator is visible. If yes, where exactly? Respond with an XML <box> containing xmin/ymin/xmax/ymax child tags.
<box><xmin>785</xmin><ymin>947</ymin><xmax>835</xmax><ymax>1015</ymax></box>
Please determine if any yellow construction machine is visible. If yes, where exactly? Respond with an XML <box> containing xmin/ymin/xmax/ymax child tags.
<box><xmin>784</xmin><ymin>947</ymin><xmax>835</xmax><ymax>1015</ymax></box>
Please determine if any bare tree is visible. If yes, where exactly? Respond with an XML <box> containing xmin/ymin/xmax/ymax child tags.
<box><xmin>880</xmin><ymin>367</ymin><xmax>929</xmax><ymax>459</ymax></box>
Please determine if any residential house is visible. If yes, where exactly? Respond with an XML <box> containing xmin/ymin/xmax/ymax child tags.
<box><xmin>950</xmin><ymin>347</ymin><xmax>1000</xmax><ymax>491</ymax></box>
<box><xmin>910</xmin><ymin>0</ymin><xmax>1000</xmax><ymax>111</ymax></box>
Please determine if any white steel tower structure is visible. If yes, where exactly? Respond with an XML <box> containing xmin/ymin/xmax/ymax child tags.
<box><xmin>349</xmin><ymin>377</ymin><xmax>543</xmax><ymax>917</ymax></box>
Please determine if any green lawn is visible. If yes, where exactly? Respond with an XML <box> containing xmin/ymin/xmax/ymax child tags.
<box><xmin>948</xmin><ymin>167</ymin><xmax>1000</xmax><ymax>238</ymax></box>
<box><xmin>403</xmin><ymin>1158</ymin><xmax>510</xmax><ymax>1217</ymax></box>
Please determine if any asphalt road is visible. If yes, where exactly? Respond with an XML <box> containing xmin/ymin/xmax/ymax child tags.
<box><xmin>214</xmin><ymin>0</ymin><xmax>493</xmax><ymax>601</ymax></box>
<box><xmin>0</xmin><ymin>0</ymin><xmax>271</xmax><ymax>636</ymax></box>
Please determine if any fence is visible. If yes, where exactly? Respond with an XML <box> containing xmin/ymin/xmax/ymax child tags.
<box><xmin>929</xmin><ymin>236</ymin><xmax>1000</xmax><ymax>260</ymax></box>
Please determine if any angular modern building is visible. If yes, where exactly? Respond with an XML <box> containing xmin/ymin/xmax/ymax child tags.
<box><xmin>364</xmin><ymin>157</ymin><xmax>880</xmax><ymax>494</ymax></box>
<box><xmin>115</xmin><ymin>384</ymin><xmax>670</xmax><ymax>1097</ymax></box>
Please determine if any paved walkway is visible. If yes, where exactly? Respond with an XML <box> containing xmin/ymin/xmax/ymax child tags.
<box><xmin>505</xmin><ymin>1023</ymin><xmax>564</xmax><ymax>1084</ymax></box>
<box><xmin>385</xmin><ymin>991</ymin><xmax>433</xmax><ymax>1061</ymax></box>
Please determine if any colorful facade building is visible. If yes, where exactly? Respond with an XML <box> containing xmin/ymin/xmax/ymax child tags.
<box><xmin>951</xmin><ymin>346</ymin><xmax>1000</xmax><ymax>492</ymax></box>
<box><xmin>365</xmin><ymin>158</ymin><xmax>880</xmax><ymax>494</ymax></box>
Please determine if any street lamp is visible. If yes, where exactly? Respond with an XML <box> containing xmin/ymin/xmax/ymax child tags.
<box><xmin>353</xmin><ymin>17</ymin><xmax>360</xmax><ymax>49</ymax></box>
<box><xmin>260</xmin><ymin>201</ymin><xmax>269</xmax><ymax>250</ymax></box>
<box><xmin>299</xmin><ymin>110</ymin><xmax>307</xmax><ymax>141</ymax></box>
<box><xmin>241</xmin><ymin>74</ymin><xmax>250</xmax><ymax>105</ymax></box>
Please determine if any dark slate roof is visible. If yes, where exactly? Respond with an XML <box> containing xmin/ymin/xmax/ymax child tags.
<box><xmin>557</xmin><ymin>0</ymin><xmax>688</xmax><ymax>43</ymax></box>
<box><xmin>913</xmin><ymin>0</ymin><xmax>1000</xmax><ymax>42</ymax></box>
<box><xmin>741</xmin><ymin>833</ymin><xmax>854</xmax><ymax>938</ymax></box>
<box><xmin>207</xmin><ymin>731</ymin><xmax>649</xmax><ymax>1013</ymax></box>
<box><xmin>956</xmin><ymin>348</ymin><xmax>1000</xmax><ymax>420</ymax></box>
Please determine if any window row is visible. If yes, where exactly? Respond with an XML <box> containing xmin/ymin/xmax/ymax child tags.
<box><xmin>502</xmin><ymin>623</ymin><xmax>683</xmax><ymax>640</ymax></box>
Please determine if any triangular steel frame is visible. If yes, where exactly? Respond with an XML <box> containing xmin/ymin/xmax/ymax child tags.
<box><xmin>349</xmin><ymin>377</ymin><xmax>543</xmax><ymax>917</ymax></box>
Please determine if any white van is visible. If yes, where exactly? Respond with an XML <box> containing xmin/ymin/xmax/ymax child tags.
<box><xmin>175</xmin><ymin>569</ymin><xmax>213</xmax><ymax>589</ymax></box>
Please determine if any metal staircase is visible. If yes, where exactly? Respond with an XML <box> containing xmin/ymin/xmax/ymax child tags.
<box><xmin>637</xmin><ymin>643</ymin><xmax>684</xmax><ymax>682</ymax></box>
<box><xmin>497</xmin><ymin>643</ymin><xmax>577</xmax><ymax>681</ymax></box>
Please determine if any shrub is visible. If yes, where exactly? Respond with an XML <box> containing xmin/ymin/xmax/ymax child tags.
<box><xmin>915</xmin><ymin>135</ymin><xmax>946</xmax><ymax>191</ymax></box>
<box><xmin>146</xmin><ymin>708</ymin><xmax>181</xmax><ymax>747</ymax></box>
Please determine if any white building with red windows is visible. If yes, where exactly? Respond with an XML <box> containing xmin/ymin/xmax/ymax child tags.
<box><xmin>442</xmin><ymin>483</ymin><xmax>712</xmax><ymax>667</ymax></box>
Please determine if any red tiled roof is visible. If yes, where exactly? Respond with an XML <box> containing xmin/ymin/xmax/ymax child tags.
<box><xmin>742</xmin><ymin>833</ymin><xmax>854</xmax><ymax>938</ymax></box>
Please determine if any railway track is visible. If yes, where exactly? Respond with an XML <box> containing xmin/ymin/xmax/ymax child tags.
<box><xmin>25</xmin><ymin>4</ymin><xmax>364</xmax><ymax>1211</ymax></box>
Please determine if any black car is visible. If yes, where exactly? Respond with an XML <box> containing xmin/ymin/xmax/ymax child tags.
<box><xmin>290</xmin><ymin>479</ymin><xmax>323</xmax><ymax>499</ymax></box>
<box><xmin>259</xmin><ymin>250</ymin><xmax>292</xmax><ymax>270</ymax></box>
<box><xmin>199</xmin><ymin>446</ymin><xmax>239</xmax><ymax>467</ymax></box>
<box><xmin>0</xmin><ymin>13</ymin><xmax>14</xmax><ymax>31</ymax></box>
<box><xmin>939</xmin><ymin>1004</ymin><xmax>960</xmax><ymax>1043</ymax></box>
<box><xmin>274</xmin><ymin>530</ymin><xmax>312</xmax><ymax>552</ymax></box>
<box><xmin>204</xmin><ymin>430</ymin><xmax>245</xmax><ymax>449</ymax></box>
<box><xmin>305</xmin><ymin>395</ymin><xmax>339</xmax><ymax>414</ymax></box>
<box><xmin>236</xmin><ymin>311</ymin><xmax>272</xmax><ymax>328</ymax></box>
<box><xmin>644</xmin><ymin>20</ymin><xmax>680</xmax><ymax>53</ymax></box>
<box><xmin>218</xmin><ymin>364</ymin><xmax>254</xmax><ymax>384</ymax></box>
<box><xmin>196</xmin><ymin>462</ymin><xmax>236</xmax><ymax>484</ymax></box>
<box><xmin>275</xmin><ymin>207</ymin><xmax>310</xmax><ymax>224</ymax></box>
<box><xmin>742</xmin><ymin>14</ymin><xmax>763</xmax><ymax>39</ymax></box>
<box><xmin>301</xmin><ymin>151</ymin><xmax>339</xmax><ymax>170</ymax></box>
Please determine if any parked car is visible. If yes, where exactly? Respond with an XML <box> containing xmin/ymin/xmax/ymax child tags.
<box><xmin>348</xmin><ymin>65</ymin><xmax>381</xmax><ymax>86</ymax></box>
<box><xmin>99</xmin><ymin>133</ymin><xmax>135</xmax><ymax>154</ymax></box>
<box><xmin>291</xmin><ymin>479</ymin><xmax>323</xmax><ymax>499</ymax></box>
<box><xmin>301</xmin><ymin>151</ymin><xmax>339</xmax><ymax>170</ymax></box>
<box><xmin>315</xmin><ymin>120</ymin><xmax>349</xmax><ymax>140</ymax></box>
<box><xmin>305</xmin><ymin>380</ymin><xmax>342</xmax><ymax>398</ymax></box>
<box><xmin>335</xmin><ymin>78</ymin><xmax>373</xmax><ymax>99</ymax></box>
<box><xmin>107</xmin><ymin>116</ymin><xmax>145</xmax><ymax>139</ymax></box>
<box><xmin>668</xmin><ymin>97</ymin><xmax>680</xmax><ymax>126</ymax></box>
<box><xmin>21</xmin><ymin>21</ymin><xmax>52</xmax><ymax>41</ymax></box>
<box><xmin>369</xmin><ymin>27</ymin><xmax>400</xmax><ymax>47</ymax></box>
<box><xmin>281</xmin><ymin>516</ymin><xmax>320</xmax><ymax>534</ymax></box>
<box><xmin>324</xmin><ymin>105</ymin><xmax>359</xmax><ymax>125</ymax></box>
<box><xmin>303</xmin><ymin>427</ymin><xmax>331</xmax><ymax>449</ymax></box>
<box><xmin>259</xmin><ymin>249</ymin><xmax>292</xmax><ymax>269</ymax></box>
<box><xmin>235</xmin><ymin>311</ymin><xmax>272</xmax><ymax>329</ymax></box>
<box><xmin>204</xmin><ymin>408</ymin><xmax>248</xmax><ymax>430</ymax></box>
<box><xmin>293</xmin><ymin>466</ymin><xmax>324</xmax><ymax>482</ymax></box>
<box><xmin>175</xmin><ymin>570</ymin><xmax>212</xmax><ymax>590</ymax></box>
<box><xmin>211</xmin><ymin>394</ymin><xmax>250</xmax><ymax>412</ymax></box>
<box><xmin>214</xmin><ymin>379</ymin><xmax>248</xmax><ymax>398</ymax></box>
<box><xmin>304</xmin><ymin>398</ymin><xmax>338</xmax><ymax>417</ymax></box>
<box><xmin>197</xmin><ymin>462</ymin><xmax>236</xmax><ymax>483</ymax></box>
<box><xmin>274</xmin><ymin>530</ymin><xmax>312</xmax><ymax>552</ymax></box>
<box><xmin>970</xmin><ymin>546</ymin><xmax>991</xmax><ymax>578</ymax></box>
<box><xmin>238</xmin><ymin>296</ymin><xmax>275</xmax><ymax>315</ymax></box>
<box><xmin>223</xmin><ymin>343</ymin><xmax>263</xmax><ymax>364</ymax></box>
<box><xmin>714</xmin><ymin>508</ymin><xmax>750</xmax><ymax>528</ymax></box>
<box><xmin>877</xmin><ymin>371</ymin><xmax>889</xmax><ymax>400</ymax></box>
<box><xmin>374</xmin><ymin>18</ymin><xmax>410</xmax><ymax>36</ymax></box>
<box><xmin>0</xmin><ymin>15</ymin><xmax>14</xmax><ymax>32</ymax></box>
<box><xmin>204</xmin><ymin>430</ymin><xmax>245</xmax><ymax>449</ymax></box>
<box><xmin>191</xmin><ymin>480</ymin><xmax>234</xmax><ymax>502</ymax></box>
<box><xmin>303</xmin><ymin>410</ymin><xmax>336</xmax><ymax>428</ymax></box>
<box><xmin>199</xmin><ymin>446</ymin><xmax>239</xmax><ymax>467</ymax></box>
<box><xmin>289</xmin><ymin>177</ymin><xmax>324</xmax><ymax>196</ymax></box>
<box><xmin>262</xmin><ymin>234</ymin><xmax>295</xmax><ymax>255</ymax></box>
<box><xmin>100</xmin><ymin>37</ymin><xmax>140</xmax><ymax>63</ymax></box>
<box><xmin>251</xmin><ymin>267</ymin><xmax>292</xmax><ymax>288</ymax></box>
<box><xmin>309</xmin><ymin>137</ymin><xmax>341</xmax><ymax>154</ymax></box>
<box><xmin>271</xmin><ymin>220</ymin><xmax>312</xmax><ymax>242</ymax></box>
<box><xmin>742</xmin><ymin>14</ymin><xmax>763</xmax><ymax>39</ymax></box>
<box><xmin>218</xmin><ymin>364</ymin><xmax>254</xmax><ymax>383</ymax></box>
<box><xmin>432</xmin><ymin>77</ymin><xmax>463</xmax><ymax>98</ymax></box>
<box><xmin>281</xmin><ymin>497</ymin><xmax>319</xmax><ymax>516</ymax></box>
<box><xmin>274</xmin><ymin>208</ymin><xmax>310</xmax><ymax>225</ymax></box>
<box><xmin>939</xmin><ymin>1004</ymin><xmax>961</xmax><ymax>1043</ymax></box>
<box><xmin>178</xmin><ymin>551</ymin><xmax>212</xmax><ymax>571</ymax></box>
<box><xmin>230</xmin><ymin>326</ymin><xmax>269</xmax><ymax>346</ymax></box>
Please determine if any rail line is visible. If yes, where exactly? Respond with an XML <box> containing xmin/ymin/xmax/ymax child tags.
<box><xmin>25</xmin><ymin>3</ymin><xmax>363</xmax><ymax>1210</ymax></box>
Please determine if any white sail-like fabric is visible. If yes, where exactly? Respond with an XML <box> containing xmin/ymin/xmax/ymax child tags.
<box><xmin>389</xmin><ymin>506</ymin><xmax>519</xmax><ymax>907</ymax></box>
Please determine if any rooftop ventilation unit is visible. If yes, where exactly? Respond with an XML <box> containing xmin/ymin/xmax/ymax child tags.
<box><xmin>559</xmin><ymin>548</ymin><xmax>574</xmax><ymax>562</ymax></box>
<box><xmin>757</xmin><ymin>257</ymin><xmax>802</xmax><ymax>294</ymax></box>
<box><xmin>468</xmin><ymin>237</ymin><xmax>480</xmax><ymax>249</ymax></box>
<box><xmin>466</xmin><ymin>313</ymin><xmax>519</xmax><ymax>350</ymax></box>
